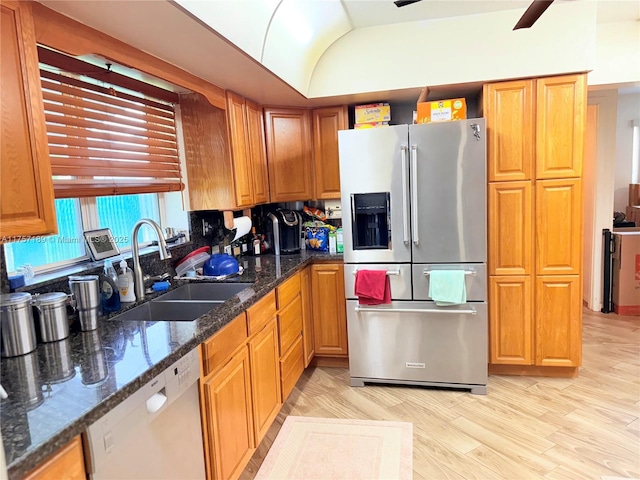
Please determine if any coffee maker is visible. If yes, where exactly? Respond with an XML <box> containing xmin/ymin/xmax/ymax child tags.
<box><xmin>267</xmin><ymin>209</ymin><xmax>302</xmax><ymax>255</ymax></box>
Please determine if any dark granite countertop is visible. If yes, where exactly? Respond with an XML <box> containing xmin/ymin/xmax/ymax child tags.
<box><xmin>1</xmin><ymin>252</ymin><xmax>342</xmax><ymax>480</ymax></box>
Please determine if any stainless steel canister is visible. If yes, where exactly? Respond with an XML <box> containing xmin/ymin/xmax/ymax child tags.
<box><xmin>0</xmin><ymin>293</ymin><xmax>37</xmax><ymax>357</ymax></box>
<box><xmin>33</xmin><ymin>292</ymin><xmax>70</xmax><ymax>342</ymax></box>
<box><xmin>68</xmin><ymin>275</ymin><xmax>100</xmax><ymax>331</ymax></box>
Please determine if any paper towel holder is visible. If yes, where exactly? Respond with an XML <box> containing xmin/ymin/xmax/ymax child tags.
<box><xmin>223</xmin><ymin>209</ymin><xmax>251</xmax><ymax>230</ymax></box>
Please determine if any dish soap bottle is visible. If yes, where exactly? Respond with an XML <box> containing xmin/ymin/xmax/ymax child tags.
<box><xmin>101</xmin><ymin>259</ymin><xmax>121</xmax><ymax>312</ymax></box>
<box><xmin>117</xmin><ymin>259</ymin><xmax>136</xmax><ymax>302</ymax></box>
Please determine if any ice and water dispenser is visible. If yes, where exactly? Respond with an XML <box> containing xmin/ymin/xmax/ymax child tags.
<box><xmin>350</xmin><ymin>192</ymin><xmax>391</xmax><ymax>250</ymax></box>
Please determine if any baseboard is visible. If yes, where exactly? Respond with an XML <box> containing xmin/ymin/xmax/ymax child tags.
<box><xmin>489</xmin><ymin>364</ymin><xmax>579</xmax><ymax>378</ymax></box>
<box><xmin>311</xmin><ymin>356</ymin><xmax>349</xmax><ymax>368</ymax></box>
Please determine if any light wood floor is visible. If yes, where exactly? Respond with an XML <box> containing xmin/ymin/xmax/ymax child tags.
<box><xmin>241</xmin><ymin>308</ymin><xmax>640</xmax><ymax>480</ymax></box>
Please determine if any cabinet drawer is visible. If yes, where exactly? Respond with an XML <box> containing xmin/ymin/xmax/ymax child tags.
<box><xmin>278</xmin><ymin>294</ymin><xmax>303</xmax><ymax>356</ymax></box>
<box><xmin>202</xmin><ymin>313</ymin><xmax>247</xmax><ymax>377</ymax></box>
<box><xmin>280</xmin><ymin>335</ymin><xmax>304</xmax><ymax>402</ymax></box>
<box><xmin>247</xmin><ymin>290</ymin><xmax>276</xmax><ymax>335</ymax></box>
<box><xmin>277</xmin><ymin>273</ymin><xmax>301</xmax><ymax>309</ymax></box>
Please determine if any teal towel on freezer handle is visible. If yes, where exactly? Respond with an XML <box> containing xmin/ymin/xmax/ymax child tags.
<box><xmin>428</xmin><ymin>270</ymin><xmax>467</xmax><ymax>306</ymax></box>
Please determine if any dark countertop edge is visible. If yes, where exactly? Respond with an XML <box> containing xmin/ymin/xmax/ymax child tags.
<box><xmin>6</xmin><ymin>253</ymin><xmax>339</xmax><ymax>479</ymax></box>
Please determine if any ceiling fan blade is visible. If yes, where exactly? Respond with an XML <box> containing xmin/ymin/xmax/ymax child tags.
<box><xmin>394</xmin><ymin>0</ymin><xmax>422</xmax><ymax>7</ymax></box>
<box><xmin>513</xmin><ymin>0</ymin><xmax>554</xmax><ymax>30</ymax></box>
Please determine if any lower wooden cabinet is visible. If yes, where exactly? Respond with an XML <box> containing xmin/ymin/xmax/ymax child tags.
<box><xmin>248</xmin><ymin>318</ymin><xmax>282</xmax><ymax>445</ymax></box>
<box><xmin>311</xmin><ymin>264</ymin><xmax>348</xmax><ymax>356</ymax></box>
<box><xmin>300</xmin><ymin>266</ymin><xmax>315</xmax><ymax>367</ymax></box>
<box><xmin>203</xmin><ymin>346</ymin><xmax>255</xmax><ymax>480</ymax></box>
<box><xmin>489</xmin><ymin>276</ymin><xmax>533</xmax><ymax>365</ymax></box>
<box><xmin>280</xmin><ymin>335</ymin><xmax>305</xmax><ymax>401</ymax></box>
<box><xmin>22</xmin><ymin>435</ymin><xmax>85</xmax><ymax>480</ymax></box>
<box><xmin>535</xmin><ymin>275</ymin><xmax>582</xmax><ymax>367</ymax></box>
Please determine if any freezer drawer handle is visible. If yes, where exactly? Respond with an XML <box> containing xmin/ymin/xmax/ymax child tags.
<box><xmin>400</xmin><ymin>146</ymin><xmax>410</xmax><ymax>244</ymax></box>
<box><xmin>354</xmin><ymin>305</ymin><xmax>477</xmax><ymax>315</ymax></box>
<box><xmin>423</xmin><ymin>270</ymin><xmax>476</xmax><ymax>276</ymax></box>
<box><xmin>352</xmin><ymin>269</ymin><xmax>400</xmax><ymax>276</ymax></box>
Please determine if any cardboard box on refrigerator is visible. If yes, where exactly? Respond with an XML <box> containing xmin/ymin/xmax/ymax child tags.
<box><xmin>354</xmin><ymin>103</ymin><xmax>390</xmax><ymax>124</ymax></box>
<box><xmin>612</xmin><ymin>231</ymin><xmax>640</xmax><ymax>315</ymax></box>
<box><xmin>416</xmin><ymin>98</ymin><xmax>467</xmax><ymax>123</ymax></box>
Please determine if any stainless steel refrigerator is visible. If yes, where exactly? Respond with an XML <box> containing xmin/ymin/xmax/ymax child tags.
<box><xmin>339</xmin><ymin>119</ymin><xmax>488</xmax><ymax>394</ymax></box>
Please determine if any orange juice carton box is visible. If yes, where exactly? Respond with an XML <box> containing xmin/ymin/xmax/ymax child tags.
<box><xmin>355</xmin><ymin>103</ymin><xmax>391</xmax><ymax>124</ymax></box>
<box><xmin>417</xmin><ymin>98</ymin><xmax>467</xmax><ymax>123</ymax></box>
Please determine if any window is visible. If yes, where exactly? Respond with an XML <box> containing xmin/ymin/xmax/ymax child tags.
<box><xmin>4</xmin><ymin>199</ymin><xmax>86</xmax><ymax>272</ymax></box>
<box><xmin>4</xmin><ymin>193</ymin><xmax>166</xmax><ymax>274</ymax></box>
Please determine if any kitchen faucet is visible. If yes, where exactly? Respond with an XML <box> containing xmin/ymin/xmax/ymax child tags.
<box><xmin>131</xmin><ymin>219</ymin><xmax>171</xmax><ymax>300</ymax></box>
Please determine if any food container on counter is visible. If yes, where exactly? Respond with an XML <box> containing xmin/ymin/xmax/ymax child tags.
<box><xmin>0</xmin><ymin>292</ymin><xmax>37</xmax><ymax>357</ymax></box>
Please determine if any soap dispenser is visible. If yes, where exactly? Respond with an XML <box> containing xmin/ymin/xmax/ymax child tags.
<box><xmin>117</xmin><ymin>259</ymin><xmax>136</xmax><ymax>302</ymax></box>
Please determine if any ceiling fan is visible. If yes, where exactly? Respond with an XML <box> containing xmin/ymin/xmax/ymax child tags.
<box><xmin>393</xmin><ymin>0</ymin><xmax>555</xmax><ymax>30</ymax></box>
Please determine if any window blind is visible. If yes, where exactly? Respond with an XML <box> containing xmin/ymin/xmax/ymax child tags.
<box><xmin>40</xmin><ymin>65</ymin><xmax>184</xmax><ymax>198</ymax></box>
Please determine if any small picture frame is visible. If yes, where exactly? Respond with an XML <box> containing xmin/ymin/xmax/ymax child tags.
<box><xmin>83</xmin><ymin>228</ymin><xmax>120</xmax><ymax>261</ymax></box>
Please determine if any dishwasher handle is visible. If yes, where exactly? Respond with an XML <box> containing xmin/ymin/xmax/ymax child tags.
<box><xmin>146</xmin><ymin>390</ymin><xmax>167</xmax><ymax>414</ymax></box>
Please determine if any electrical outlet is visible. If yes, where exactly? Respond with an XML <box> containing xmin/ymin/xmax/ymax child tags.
<box><xmin>325</xmin><ymin>200</ymin><xmax>342</xmax><ymax>219</ymax></box>
<box><xmin>202</xmin><ymin>219</ymin><xmax>213</xmax><ymax>236</ymax></box>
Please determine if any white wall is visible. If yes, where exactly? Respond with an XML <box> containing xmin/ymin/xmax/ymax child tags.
<box><xmin>309</xmin><ymin>1</ymin><xmax>596</xmax><ymax>98</ymax></box>
<box><xmin>614</xmin><ymin>92</ymin><xmax>640</xmax><ymax>212</ymax></box>
<box><xmin>589</xmin><ymin>21</ymin><xmax>640</xmax><ymax>87</ymax></box>
<box><xmin>585</xmin><ymin>89</ymin><xmax>618</xmax><ymax>311</ymax></box>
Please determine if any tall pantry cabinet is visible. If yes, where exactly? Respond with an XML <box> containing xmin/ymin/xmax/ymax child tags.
<box><xmin>484</xmin><ymin>74</ymin><xmax>586</xmax><ymax>373</ymax></box>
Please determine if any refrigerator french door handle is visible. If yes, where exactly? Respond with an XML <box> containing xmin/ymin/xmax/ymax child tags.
<box><xmin>354</xmin><ymin>306</ymin><xmax>477</xmax><ymax>315</ymax></box>
<box><xmin>411</xmin><ymin>145</ymin><xmax>419</xmax><ymax>245</ymax></box>
<box><xmin>400</xmin><ymin>146</ymin><xmax>410</xmax><ymax>244</ymax></box>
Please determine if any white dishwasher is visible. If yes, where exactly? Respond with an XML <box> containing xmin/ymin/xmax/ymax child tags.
<box><xmin>85</xmin><ymin>347</ymin><xmax>206</xmax><ymax>480</ymax></box>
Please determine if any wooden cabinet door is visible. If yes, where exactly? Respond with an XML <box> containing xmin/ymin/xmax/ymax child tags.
<box><xmin>1</xmin><ymin>0</ymin><xmax>57</xmax><ymax>238</ymax></box>
<box><xmin>488</xmin><ymin>181</ymin><xmax>533</xmax><ymax>275</ymax></box>
<box><xmin>536</xmin><ymin>74</ymin><xmax>586</xmax><ymax>179</ymax></box>
<box><xmin>312</xmin><ymin>106</ymin><xmax>347</xmax><ymax>199</ymax></box>
<box><xmin>226</xmin><ymin>91</ymin><xmax>254</xmax><ymax>207</ymax></box>
<box><xmin>246</xmin><ymin>99</ymin><xmax>270</xmax><ymax>204</ymax></box>
<box><xmin>311</xmin><ymin>263</ymin><xmax>348</xmax><ymax>356</ymax></box>
<box><xmin>23</xmin><ymin>436</ymin><xmax>85</xmax><ymax>480</ymax></box>
<box><xmin>535</xmin><ymin>275</ymin><xmax>582</xmax><ymax>367</ymax></box>
<box><xmin>264</xmin><ymin>107</ymin><xmax>312</xmax><ymax>202</ymax></box>
<box><xmin>536</xmin><ymin>178</ymin><xmax>582</xmax><ymax>275</ymax></box>
<box><xmin>204</xmin><ymin>346</ymin><xmax>254</xmax><ymax>480</ymax></box>
<box><xmin>483</xmin><ymin>79</ymin><xmax>534</xmax><ymax>182</ymax></box>
<box><xmin>300</xmin><ymin>266</ymin><xmax>315</xmax><ymax>367</ymax></box>
<box><xmin>489</xmin><ymin>276</ymin><xmax>533</xmax><ymax>365</ymax></box>
<box><xmin>248</xmin><ymin>318</ymin><xmax>282</xmax><ymax>445</ymax></box>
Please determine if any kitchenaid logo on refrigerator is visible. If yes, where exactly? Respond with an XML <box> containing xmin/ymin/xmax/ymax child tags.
<box><xmin>405</xmin><ymin>362</ymin><xmax>426</xmax><ymax>369</ymax></box>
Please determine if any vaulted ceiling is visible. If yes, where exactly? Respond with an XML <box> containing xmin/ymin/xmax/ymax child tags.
<box><xmin>40</xmin><ymin>0</ymin><xmax>640</xmax><ymax>106</ymax></box>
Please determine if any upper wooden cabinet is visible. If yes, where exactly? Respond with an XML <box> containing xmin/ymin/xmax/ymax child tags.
<box><xmin>484</xmin><ymin>74</ymin><xmax>586</xmax><ymax>182</ymax></box>
<box><xmin>535</xmin><ymin>178</ymin><xmax>582</xmax><ymax>276</ymax></box>
<box><xmin>488</xmin><ymin>181</ymin><xmax>533</xmax><ymax>276</ymax></box>
<box><xmin>179</xmin><ymin>91</ymin><xmax>269</xmax><ymax>211</ymax></box>
<box><xmin>226</xmin><ymin>92</ymin><xmax>270</xmax><ymax>207</ymax></box>
<box><xmin>312</xmin><ymin>106</ymin><xmax>348</xmax><ymax>199</ymax></box>
<box><xmin>536</xmin><ymin>74</ymin><xmax>586</xmax><ymax>179</ymax></box>
<box><xmin>483</xmin><ymin>79</ymin><xmax>535</xmax><ymax>182</ymax></box>
<box><xmin>245</xmin><ymin>99</ymin><xmax>269</xmax><ymax>204</ymax></box>
<box><xmin>226</xmin><ymin>91</ymin><xmax>253</xmax><ymax>207</ymax></box>
<box><xmin>1</xmin><ymin>0</ymin><xmax>57</xmax><ymax>239</ymax></box>
<box><xmin>263</xmin><ymin>107</ymin><xmax>313</xmax><ymax>202</ymax></box>
<box><xmin>311</xmin><ymin>263</ymin><xmax>348</xmax><ymax>357</ymax></box>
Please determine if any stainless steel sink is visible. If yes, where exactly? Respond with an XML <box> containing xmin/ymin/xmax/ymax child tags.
<box><xmin>154</xmin><ymin>283</ymin><xmax>253</xmax><ymax>302</ymax></box>
<box><xmin>110</xmin><ymin>282</ymin><xmax>253</xmax><ymax>322</ymax></box>
<box><xmin>112</xmin><ymin>301</ymin><xmax>216</xmax><ymax>322</ymax></box>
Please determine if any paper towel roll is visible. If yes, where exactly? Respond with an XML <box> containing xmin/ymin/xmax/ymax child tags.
<box><xmin>230</xmin><ymin>216</ymin><xmax>252</xmax><ymax>242</ymax></box>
